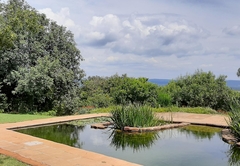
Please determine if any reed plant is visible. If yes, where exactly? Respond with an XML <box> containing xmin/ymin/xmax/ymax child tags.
<box><xmin>227</xmin><ymin>99</ymin><xmax>240</xmax><ymax>141</ymax></box>
<box><xmin>111</xmin><ymin>104</ymin><xmax>163</xmax><ymax>130</ymax></box>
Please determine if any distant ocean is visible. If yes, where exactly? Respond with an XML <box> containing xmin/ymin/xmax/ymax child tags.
<box><xmin>149</xmin><ymin>79</ymin><xmax>240</xmax><ymax>91</ymax></box>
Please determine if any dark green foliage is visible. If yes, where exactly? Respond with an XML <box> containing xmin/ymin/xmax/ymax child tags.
<box><xmin>110</xmin><ymin>104</ymin><xmax>163</xmax><ymax>130</ymax></box>
<box><xmin>164</xmin><ymin>70</ymin><xmax>235</xmax><ymax>111</ymax></box>
<box><xmin>0</xmin><ymin>0</ymin><xmax>84</xmax><ymax>114</ymax></box>
<box><xmin>87</xmin><ymin>93</ymin><xmax>113</xmax><ymax>108</ymax></box>
<box><xmin>0</xmin><ymin>85</ymin><xmax>7</xmax><ymax>111</ymax></box>
<box><xmin>80</xmin><ymin>76</ymin><xmax>113</xmax><ymax>108</ymax></box>
<box><xmin>109</xmin><ymin>75</ymin><xmax>159</xmax><ymax>106</ymax></box>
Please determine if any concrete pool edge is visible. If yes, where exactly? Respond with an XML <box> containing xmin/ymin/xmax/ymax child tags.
<box><xmin>0</xmin><ymin>113</ymin><xmax>229</xmax><ymax>166</ymax></box>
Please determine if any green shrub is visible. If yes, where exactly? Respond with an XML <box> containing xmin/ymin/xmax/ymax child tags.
<box><xmin>109</xmin><ymin>75</ymin><xmax>159</xmax><ymax>107</ymax></box>
<box><xmin>111</xmin><ymin>104</ymin><xmax>163</xmax><ymax>130</ymax></box>
<box><xmin>38</xmin><ymin>110</ymin><xmax>57</xmax><ymax>116</ymax></box>
<box><xmin>157</xmin><ymin>92</ymin><xmax>172</xmax><ymax>107</ymax></box>
<box><xmin>164</xmin><ymin>70</ymin><xmax>235</xmax><ymax>111</ymax></box>
<box><xmin>79</xmin><ymin>76</ymin><xmax>114</xmax><ymax>108</ymax></box>
<box><xmin>87</xmin><ymin>93</ymin><xmax>113</xmax><ymax>108</ymax></box>
<box><xmin>31</xmin><ymin>110</ymin><xmax>57</xmax><ymax>116</ymax></box>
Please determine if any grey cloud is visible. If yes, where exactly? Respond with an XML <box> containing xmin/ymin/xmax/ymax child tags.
<box><xmin>84</xmin><ymin>34</ymin><xmax>117</xmax><ymax>47</ymax></box>
<box><xmin>177</xmin><ymin>0</ymin><xmax>225</xmax><ymax>6</ymax></box>
<box><xmin>223</xmin><ymin>25</ymin><xmax>240</xmax><ymax>36</ymax></box>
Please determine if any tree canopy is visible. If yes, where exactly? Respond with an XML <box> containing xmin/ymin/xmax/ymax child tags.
<box><xmin>0</xmin><ymin>0</ymin><xmax>84</xmax><ymax>114</ymax></box>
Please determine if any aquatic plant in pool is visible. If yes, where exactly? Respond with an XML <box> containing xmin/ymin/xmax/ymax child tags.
<box><xmin>16</xmin><ymin>122</ymin><xmax>239</xmax><ymax>166</ymax></box>
<box><xmin>111</xmin><ymin>104</ymin><xmax>165</xmax><ymax>130</ymax></box>
<box><xmin>227</xmin><ymin>102</ymin><xmax>240</xmax><ymax>141</ymax></box>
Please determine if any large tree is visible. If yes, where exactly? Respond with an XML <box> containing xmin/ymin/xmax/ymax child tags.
<box><xmin>0</xmin><ymin>0</ymin><xmax>84</xmax><ymax>114</ymax></box>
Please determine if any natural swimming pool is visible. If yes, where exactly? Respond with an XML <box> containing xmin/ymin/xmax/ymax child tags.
<box><xmin>16</xmin><ymin>122</ymin><xmax>240</xmax><ymax>166</ymax></box>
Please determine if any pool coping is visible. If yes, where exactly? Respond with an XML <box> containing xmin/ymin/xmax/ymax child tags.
<box><xmin>0</xmin><ymin>112</ymin><xmax>229</xmax><ymax>166</ymax></box>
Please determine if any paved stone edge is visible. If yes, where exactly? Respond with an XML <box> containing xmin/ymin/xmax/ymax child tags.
<box><xmin>173</xmin><ymin>121</ymin><xmax>228</xmax><ymax>128</ymax></box>
<box><xmin>0</xmin><ymin>148</ymin><xmax>47</xmax><ymax>166</ymax></box>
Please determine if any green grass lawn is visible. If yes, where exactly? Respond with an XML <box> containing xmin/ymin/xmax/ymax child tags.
<box><xmin>0</xmin><ymin>113</ymin><xmax>52</xmax><ymax>124</ymax></box>
<box><xmin>0</xmin><ymin>113</ymin><xmax>52</xmax><ymax>165</ymax></box>
<box><xmin>0</xmin><ymin>154</ymin><xmax>30</xmax><ymax>166</ymax></box>
<box><xmin>90</xmin><ymin>106</ymin><xmax>219</xmax><ymax>114</ymax></box>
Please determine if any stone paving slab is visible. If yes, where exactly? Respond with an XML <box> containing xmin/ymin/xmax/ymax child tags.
<box><xmin>0</xmin><ymin>113</ymin><xmax>229</xmax><ymax>166</ymax></box>
<box><xmin>156</xmin><ymin>112</ymin><xmax>228</xmax><ymax>127</ymax></box>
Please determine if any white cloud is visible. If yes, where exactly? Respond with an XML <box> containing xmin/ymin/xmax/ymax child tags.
<box><xmin>30</xmin><ymin>0</ymin><xmax>240</xmax><ymax>79</ymax></box>
<box><xmin>80</xmin><ymin>14</ymin><xmax>208</xmax><ymax>57</ymax></box>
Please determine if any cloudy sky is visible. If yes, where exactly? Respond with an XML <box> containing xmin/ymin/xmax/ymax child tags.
<box><xmin>27</xmin><ymin>0</ymin><xmax>240</xmax><ymax>80</ymax></box>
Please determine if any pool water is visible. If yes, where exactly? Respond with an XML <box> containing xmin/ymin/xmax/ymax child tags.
<box><xmin>16</xmin><ymin>124</ymin><xmax>240</xmax><ymax>166</ymax></box>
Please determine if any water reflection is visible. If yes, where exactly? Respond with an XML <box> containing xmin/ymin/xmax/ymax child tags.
<box><xmin>109</xmin><ymin>130</ymin><xmax>159</xmax><ymax>152</ymax></box>
<box><xmin>179</xmin><ymin>125</ymin><xmax>222</xmax><ymax>140</ymax></box>
<box><xmin>18</xmin><ymin>124</ymin><xmax>85</xmax><ymax>148</ymax></box>
<box><xmin>228</xmin><ymin>145</ymin><xmax>240</xmax><ymax>166</ymax></box>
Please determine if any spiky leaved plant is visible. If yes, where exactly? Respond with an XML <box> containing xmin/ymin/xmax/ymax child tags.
<box><xmin>111</xmin><ymin>104</ymin><xmax>164</xmax><ymax>130</ymax></box>
<box><xmin>227</xmin><ymin>99</ymin><xmax>240</xmax><ymax>141</ymax></box>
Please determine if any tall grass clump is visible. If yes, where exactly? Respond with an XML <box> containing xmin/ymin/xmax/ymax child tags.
<box><xmin>111</xmin><ymin>104</ymin><xmax>163</xmax><ymax>130</ymax></box>
<box><xmin>227</xmin><ymin>100</ymin><xmax>240</xmax><ymax>141</ymax></box>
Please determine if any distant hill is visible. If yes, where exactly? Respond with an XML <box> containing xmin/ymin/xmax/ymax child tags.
<box><xmin>226</xmin><ymin>80</ymin><xmax>240</xmax><ymax>91</ymax></box>
<box><xmin>148</xmin><ymin>79</ymin><xmax>240</xmax><ymax>91</ymax></box>
<box><xmin>148</xmin><ymin>79</ymin><xmax>170</xmax><ymax>86</ymax></box>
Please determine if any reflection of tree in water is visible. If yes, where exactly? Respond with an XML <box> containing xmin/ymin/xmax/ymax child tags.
<box><xmin>17</xmin><ymin>124</ymin><xmax>85</xmax><ymax>148</ymax></box>
<box><xmin>228</xmin><ymin>145</ymin><xmax>240</xmax><ymax>166</ymax></box>
<box><xmin>109</xmin><ymin>130</ymin><xmax>159</xmax><ymax>152</ymax></box>
<box><xmin>179</xmin><ymin>125</ymin><xmax>222</xmax><ymax>140</ymax></box>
